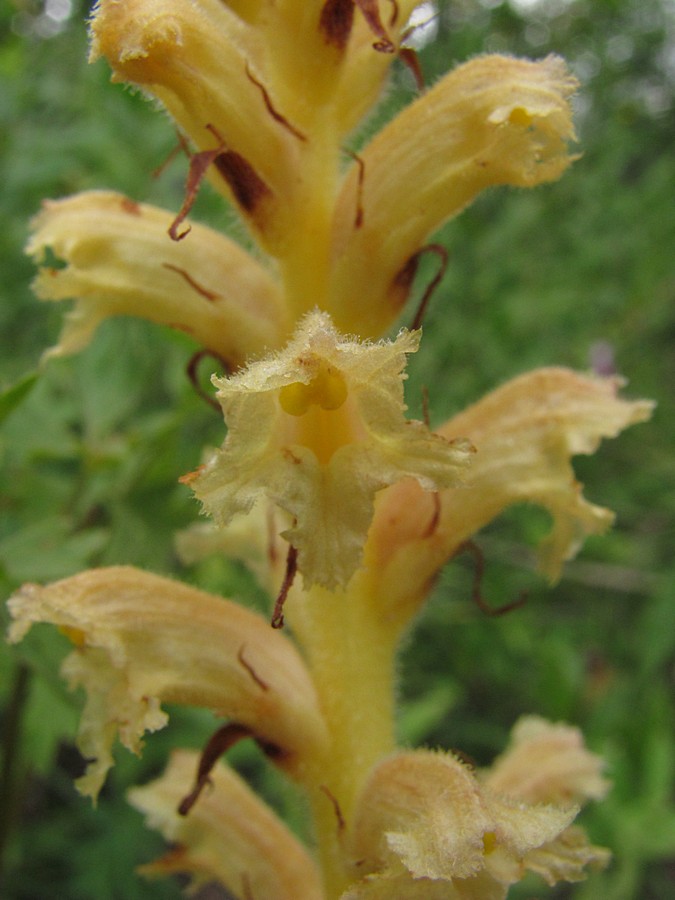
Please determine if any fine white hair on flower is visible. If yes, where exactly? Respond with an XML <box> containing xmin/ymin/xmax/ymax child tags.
<box><xmin>183</xmin><ymin>310</ymin><xmax>474</xmax><ymax>590</ymax></box>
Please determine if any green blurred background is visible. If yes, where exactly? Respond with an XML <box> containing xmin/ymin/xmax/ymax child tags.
<box><xmin>1</xmin><ymin>1</ymin><xmax>673</xmax><ymax>897</ymax></box>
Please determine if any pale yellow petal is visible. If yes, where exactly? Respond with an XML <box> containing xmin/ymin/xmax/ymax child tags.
<box><xmin>187</xmin><ymin>311</ymin><xmax>472</xmax><ymax>588</ymax></box>
<box><xmin>350</xmin><ymin>751</ymin><xmax>493</xmax><ymax>881</ymax></box>
<box><xmin>480</xmin><ymin>792</ymin><xmax>577</xmax><ymax>879</ymax></box>
<box><xmin>242</xmin><ymin>1</ymin><xmax>397</xmax><ymax>126</ymax></box>
<box><xmin>7</xmin><ymin>566</ymin><xmax>327</xmax><ymax>797</ymax></box>
<box><xmin>366</xmin><ymin>368</ymin><xmax>653</xmax><ymax>622</ymax></box>
<box><xmin>331</xmin><ymin>1</ymin><xmax>421</xmax><ymax>135</ymax></box>
<box><xmin>28</xmin><ymin>191</ymin><xmax>285</xmax><ymax>366</ymax></box>
<box><xmin>522</xmin><ymin>824</ymin><xmax>611</xmax><ymax>885</ymax></box>
<box><xmin>350</xmin><ymin>749</ymin><xmax>578</xmax><ymax>889</ymax></box>
<box><xmin>219</xmin><ymin>0</ymin><xmax>263</xmax><ymax>22</ymax></box>
<box><xmin>330</xmin><ymin>55</ymin><xmax>578</xmax><ymax>336</ymax></box>
<box><xmin>484</xmin><ymin>715</ymin><xmax>609</xmax><ymax>806</ymax></box>
<box><xmin>129</xmin><ymin>749</ymin><xmax>323</xmax><ymax>899</ymax></box>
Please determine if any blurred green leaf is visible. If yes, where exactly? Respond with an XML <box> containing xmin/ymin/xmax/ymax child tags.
<box><xmin>0</xmin><ymin>372</ymin><xmax>38</xmax><ymax>425</ymax></box>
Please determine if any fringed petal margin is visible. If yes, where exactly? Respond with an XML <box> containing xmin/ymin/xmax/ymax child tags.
<box><xmin>365</xmin><ymin>367</ymin><xmax>653</xmax><ymax>626</ymax></box>
<box><xmin>483</xmin><ymin>716</ymin><xmax>609</xmax><ymax>806</ymax></box>
<box><xmin>345</xmin><ymin>728</ymin><xmax>608</xmax><ymax>898</ymax></box>
<box><xmin>186</xmin><ymin>311</ymin><xmax>472</xmax><ymax>589</ymax></box>
<box><xmin>7</xmin><ymin>566</ymin><xmax>328</xmax><ymax>798</ymax></box>
<box><xmin>27</xmin><ymin>191</ymin><xmax>285</xmax><ymax>367</ymax></box>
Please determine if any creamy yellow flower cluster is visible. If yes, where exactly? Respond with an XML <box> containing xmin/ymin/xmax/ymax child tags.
<box><xmin>9</xmin><ymin>2</ymin><xmax>653</xmax><ymax>898</ymax></box>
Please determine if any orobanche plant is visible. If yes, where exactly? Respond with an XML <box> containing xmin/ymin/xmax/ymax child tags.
<box><xmin>7</xmin><ymin>2</ymin><xmax>653</xmax><ymax>898</ymax></box>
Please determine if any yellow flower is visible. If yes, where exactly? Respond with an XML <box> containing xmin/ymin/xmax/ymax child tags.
<box><xmin>7</xmin><ymin>566</ymin><xmax>328</xmax><ymax>797</ymax></box>
<box><xmin>129</xmin><ymin>749</ymin><xmax>324</xmax><ymax>899</ymax></box>
<box><xmin>27</xmin><ymin>1</ymin><xmax>581</xmax><ymax>350</ymax></box>
<box><xmin>484</xmin><ymin>715</ymin><xmax>610</xmax><ymax>806</ymax></box>
<box><xmin>328</xmin><ymin>53</ymin><xmax>579</xmax><ymax>337</ymax></box>
<box><xmin>183</xmin><ymin>309</ymin><xmax>473</xmax><ymax>589</ymax></box>
<box><xmin>26</xmin><ymin>190</ymin><xmax>286</xmax><ymax>368</ymax></box>
<box><xmin>124</xmin><ymin>717</ymin><xmax>609</xmax><ymax>900</ymax></box>
<box><xmin>364</xmin><ymin>367</ymin><xmax>654</xmax><ymax>627</ymax></box>
<box><xmin>343</xmin><ymin>719</ymin><xmax>610</xmax><ymax>899</ymax></box>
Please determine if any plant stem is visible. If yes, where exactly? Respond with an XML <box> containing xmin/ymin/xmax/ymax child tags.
<box><xmin>287</xmin><ymin>579</ymin><xmax>399</xmax><ymax>898</ymax></box>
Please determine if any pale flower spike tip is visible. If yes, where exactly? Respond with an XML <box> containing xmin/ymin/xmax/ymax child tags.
<box><xmin>8</xmin><ymin>1</ymin><xmax>655</xmax><ymax>898</ymax></box>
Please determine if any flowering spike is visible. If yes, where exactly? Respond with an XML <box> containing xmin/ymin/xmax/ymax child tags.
<box><xmin>14</xmin><ymin>5</ymin><xmax>654</xmax><ymax>896</ymax></box>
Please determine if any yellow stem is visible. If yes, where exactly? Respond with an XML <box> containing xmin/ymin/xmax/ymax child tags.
<box><xmin>270</xmin><ymin>42</ymin><xmax>401</xmax><ymax>895</ymax></box>
<box><xmin>279</xmin><ymin>111</ymin><xmax>342</xmax><ymax>321</ymax></box>
<box><xmin>286</xmin><ymin>577</ymin><xmax>399</xmax><ymax>898</ymax></box>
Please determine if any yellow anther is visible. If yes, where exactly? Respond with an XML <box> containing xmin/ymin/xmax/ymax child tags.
<box><xmin>508</xmin><ymin>106</ymin><xmax>532</xmax><ymax>127</ymax></box>
<box><xmin>279</xmin><ymin>380</ymin><xmax>313</xmax><ymax>416</ymax></box>
<box><xmin>317</xmin><ymin>365</ymin><xmax>349</xmax><ymax>410</ymax></box>
<box><xmin>482</xmin><ymin>831</ymin><xmax>497</xmax><ymax>854</ymax></box>
<box><xmin>279</xmin><ymin>363</ymin><xmax>348</xmax><ymax>416</ymax></box>
<box><xmin>59</xmin><ymin>625</ymin><xmax>87</xmax><ymax>647</ymax></box>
